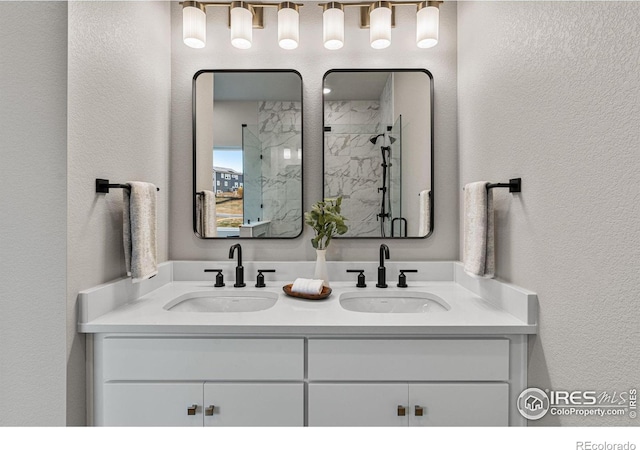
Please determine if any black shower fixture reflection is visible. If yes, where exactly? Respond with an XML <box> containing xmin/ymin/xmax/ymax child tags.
<box><xmin>369</xmin><ymin>133</ymin><xmax>397</xmax><ymax>145</ymax></box>
<box><xmin>370</xmin><ymin>131</ymin><xmax>397</xmax><ymax>237</ymax></box>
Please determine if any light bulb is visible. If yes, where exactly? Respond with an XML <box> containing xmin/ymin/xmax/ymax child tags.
<box><xmin>369</xmin><ymin>2</ymin><xmax>392</xmax><ymax>49</ymax></box>
<box><xmin>278</xmin><ymin>2</ymin><xmax>299</xmax><ymax>50</ymax></box>
<box><xmin>283</xmin><ymin>148</ymin><xmax>292</xmax><ymax>159</ymax></box>
<box><xmin>416</xmin><ymin>1</ymin><xmax>439</xmax><ymax>49</ymax></box>
<box><xmin>183</xmin><ymin>1</ymin><xmax>206</xmax><ymax>49</ymax></box>
<box><xmin>323</xmin><ymin>2</ymin><xmax>344</xmax><ymax>50</ymax></box>
<box><xmin>231</xmin><ymin>2</ymin><xmax>253</xmax><ymax>50</ymax></box>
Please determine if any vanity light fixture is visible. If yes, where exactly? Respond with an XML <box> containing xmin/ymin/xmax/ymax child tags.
<box><xmin>181</xmin><ymin>1</ymin><xmax>442</xmax><ymax>50</ymax></box>
<box><xmin>319</xmin><ymin>0</ymin><xmax>442</xmax><ymax>49</ymax></box>
<box><xmin>181</xmin><ymin>1</ymin><xmax>303</xmax><ymax>49</ymax></box>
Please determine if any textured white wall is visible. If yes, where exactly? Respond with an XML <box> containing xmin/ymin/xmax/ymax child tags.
<box><xmin>170</xmin><ymin>1</ymin><xmax>459</xmax><ymax>262</ymax></box>
<box><xmin>458</xmin><ymin>1</ymin><xmax>640</xmax><ymax>426</ymax></box>
<box><xmin>67</xmin><ymin>1</ymin><xmax>171</xmax><ymax>425</ymax></box>
<box><xmin>0</xmin><ymin>1</ymin><xmax>68</xmax><ymax>426</ymax></box>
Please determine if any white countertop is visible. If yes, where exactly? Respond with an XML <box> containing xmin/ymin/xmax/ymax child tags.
<box><xmin>78</xmin><ymin>261</ymin><xmax>538</xmax><ymax>335</ymax></box>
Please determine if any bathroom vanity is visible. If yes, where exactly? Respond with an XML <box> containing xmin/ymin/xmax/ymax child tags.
<box><xmin>79</xmin><ymin>261</ymin><xmax>537</xmax><ymax>427</ymax></box>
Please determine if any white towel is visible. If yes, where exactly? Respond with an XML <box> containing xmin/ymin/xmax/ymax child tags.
<box><xmin>463</xmin><ymin>181</ymin><xmax>495</xmax><ymax>278</ymax></box>
<box><xmin>196</xmin><ymin>190</ymin><xmax>217</xmax><ymax>237</ymax></box>
<box><xmin>291</xmin><ymin>278</ymin><xmax>324</xmax><ymax>295</ymax></box>
<box><xmin>418</xmin><ymin>189</ymin><xmax>431</xmax><ymax>236</ymax></box>
<box><xmin>123</xmin><ymin>181</ymin><xmax>158</xmax><ymax>283</ymax></box>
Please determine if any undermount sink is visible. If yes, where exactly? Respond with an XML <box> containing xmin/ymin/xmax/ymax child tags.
<box><xmin>164</xmin><ymin>291</ymin><xmax>278</xmax><ymax>313</ymax></box>
<box><xmin>339</xmin><ymin>291</ymin><xmax>450</xmax><ymax>314</ymax></box>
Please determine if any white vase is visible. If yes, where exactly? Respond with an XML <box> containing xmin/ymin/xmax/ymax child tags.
<box><xmin>314</xmin><ymin>249</ymin><xmax>330</xmax><ymax>288</ymax></box>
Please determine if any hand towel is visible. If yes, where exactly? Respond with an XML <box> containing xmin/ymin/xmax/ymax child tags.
<box><xmin>418</xmin><ymin>189</ymin><xmax>431</xmax><ymax>236</ymax></box>
<box><xmin>291</xmin><ymin>278</ymin><xmax>324</xmax><ymax>295</ymax></box>
<box><xmin>463</xmin><ymin>181</ymin><xmax>495</xmax><ymax>278</ymax></box>
<box><xmin>123</xmin><ymin>181</ymin><xmax>158</xmax><ymax>283</ymax></box>
<box><xmin>196</xmin><ymin>190</ymin><xmax>217</xmax><ymax>237</ymax></box>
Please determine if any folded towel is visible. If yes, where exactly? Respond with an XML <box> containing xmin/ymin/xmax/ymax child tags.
<box><xmin>418</xmin><ymin>189</ymin><xmax>431</xmax><ymax>236</ymax></box>
<box><xmin>196</xmin><ymin>190</ymin><xmax>217</xmax><ymax>237</ymax></box>
<box><xmin>291</xmin><ymin>278</ymin><xmax>324</xmax><ymax>295</ymax></box>
<box><xmin>123</xmin><ymin>181</ymin><xmax>158</xmax><ymax>283</ymax></box>
<box><xmin>463</xmin><ymin>181</ymin><xmax>495</xmax><ymax>278</ymax></box>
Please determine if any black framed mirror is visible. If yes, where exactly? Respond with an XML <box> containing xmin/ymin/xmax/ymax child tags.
<box><xmin>193</xmin><ymin>70</ymin><xmax>303</xmax><ymax>239</ymax></box>
<box><xmin>323</xmin><ymin>69</ymin><xmax>434</xmax><ymax>238</ymax></box>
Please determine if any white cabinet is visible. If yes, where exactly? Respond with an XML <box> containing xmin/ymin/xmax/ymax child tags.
<box><xmin>92</xmin><ymin>335</ymin><xmax>524</xmax><ymax>426</ymax></box>
<box><xmin>308</xmin><ymin>383</ymin><xmax>508</xmax><ymax>427</ymax></box>
<box><xmin>307</xmin><ymin>338</ymin><xmax>511</xmax><ymax>427</ymax></box>
<box><xmin>93</xmin><ymin>337</ymin><xmax>305</xmax><ymax>427</ymax></box>
<box><xmin>102</xmin><ymin>382</ymin><xmax>303</xmax><ymax>427</ymax></box>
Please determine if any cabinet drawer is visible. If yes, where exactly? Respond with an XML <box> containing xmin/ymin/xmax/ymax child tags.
<box><xmin>308</xmin><ymin>339</ymin><xmax>509</xmax><ymax>381</ymax></box>
<box><xmin>101</xmin><ymin>338</ymin><xmax>304</xmax><ymax>381</ymax></box>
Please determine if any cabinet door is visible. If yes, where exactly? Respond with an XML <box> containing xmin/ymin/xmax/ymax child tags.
<box><xmin>203</xmin><ymin>383</ymin><xmax>304</xmax><ymax>426</ymax></box>
<box><xmin>308</xmin><ymin>384</ymin><xmax>409</xmax><ymax>426</ymax></box>
<box><xmin>102</xmin><ymin>382</ymin><xmax>204</xmax><ymax>426</ymax></box>
<box><xmin>409</xmin><ymin>383</ymin><xmax>509</xmax><ymax>426</ymax></box>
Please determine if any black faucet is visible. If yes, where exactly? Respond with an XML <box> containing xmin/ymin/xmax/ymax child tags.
<box><xmin>376</xmin><ymin>244</ymin><xmax>390</xmax><ymax>288</ymax></box>
<box><xmin>229</xmin><ymin>243</ymin><xmax>246</xmax><ymax>287</ymax></box>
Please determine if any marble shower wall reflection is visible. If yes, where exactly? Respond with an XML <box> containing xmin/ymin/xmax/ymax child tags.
<box><xmin>324</xmin><ymin>99</ymin><xmax>390</xmax><ymax>237</ymax></box>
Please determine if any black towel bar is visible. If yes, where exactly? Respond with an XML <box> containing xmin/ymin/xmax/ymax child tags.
<box><xmin>95</xmin><ymin>178</ymin><xmax>159</xmax><ymax>194</ymax></box>
<box><xmin>487</xmin><ymin>178</ymin><xmax>521</xmax><ymax>192</ymax></box>
<box><xmin>463</xmin><ymin>178</ymin><xmax>521</xmax><ymax>193</ymax></box>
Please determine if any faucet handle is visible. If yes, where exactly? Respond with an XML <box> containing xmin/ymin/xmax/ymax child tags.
<box><xmin>346</xmin><ymin>270</ymin><xmax>367</xmax><ymax>288</ymax></box>
<box><xmin>397</xmin><ymin>269</ymin><xmax>418</xmax><ymax>288</ymax></box>
<box><xmin>204</xmin><ymin>269</ymin><xmax>225</xmax><ymax>287</ymax></box>
<box><xmin>255</xmin><ymin>269</ymin><xmax>276</xmax><ymax>288</ymax></box>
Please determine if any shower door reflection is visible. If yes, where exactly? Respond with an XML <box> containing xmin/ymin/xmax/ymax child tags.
<box><xmin>389</xmin><ymin>115</ymin><xmax>403</xmax><ymax>237</ymax></box>
<box><xmin>242</xmin><ymin>125</ymin><xmax>263</xmax><ymax>225</ymax></box>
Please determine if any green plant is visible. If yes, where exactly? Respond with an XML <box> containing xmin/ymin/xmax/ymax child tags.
<box><xmin>304</xmin><ymin>197</ymin><xmax>348</xmax><ymax>250</ymax></box>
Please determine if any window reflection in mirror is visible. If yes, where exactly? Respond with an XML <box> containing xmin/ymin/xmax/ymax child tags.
<box><xmin>323</xmin><ymin>69</ymin><xmax>433</xmax><ymax>238</ymax></box>
<box><xmin>193</xmin><ymin>70</ymin><xmax>303</xmax><ymax>239</ymax></box>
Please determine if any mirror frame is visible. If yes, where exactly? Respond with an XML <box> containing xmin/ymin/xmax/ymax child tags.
<box><xmin>192</xmin><ymin>69</ymin><xmax>304</xmax><ymax>239</ymax></box>
<box><xmin>322</xmin><ymin>68</ymin><xmax>434</xmax><ymax>240</ymax></box>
